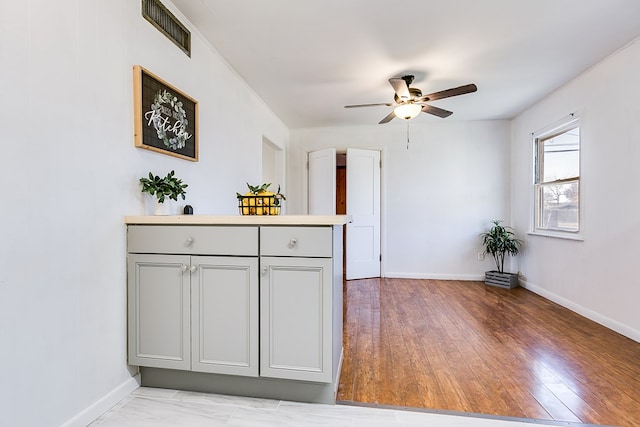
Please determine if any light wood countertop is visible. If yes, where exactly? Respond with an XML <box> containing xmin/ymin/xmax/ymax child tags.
<box><xmin>125</xmin><ymin>215</ymin><xmax>352</xmax><ymax>226</ymax></box>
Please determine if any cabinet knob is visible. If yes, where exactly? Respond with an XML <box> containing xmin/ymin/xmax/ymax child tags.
<box><xmin>181</xmin><ymin>264</ymin><xmax>188</xmax><ymax>272</ymax></box>
<box><xmin>190</xmin><ymin>265</ymin><xmax>197</xmax><ymax>273</ymax></box>
<box><xmin>185</xmin><ymin>237</ymin><xmax>194</xmax><ymax>247</ymax></box>
<box><xmin>262</xmin><ymin>267</ymin><xmax>268</xmax><ymax>275</ymax></box>
<box><xmin>288</xmin><ymin>238</ymin><xmax>297</xmax><ymax>248</ymax></box>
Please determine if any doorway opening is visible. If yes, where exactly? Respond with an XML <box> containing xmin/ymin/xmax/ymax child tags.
<box><xmin>337</xmin><ymin>153</ymin><xmax>347</xmax><ymax>275</ymax></box>
<box><xmin>336</xmin><ymin>153</ymin><xmax>347</xmax><ymax>215</ymax></box>
<box><xmin>262</xmin><ymin>136</ymin><xmax>285</xmax><ymax>211</ymax></box>
<box><xmin>308</xmin><ymin>148</ymin><xmax>381</xmax><ymax>280</ymax></box>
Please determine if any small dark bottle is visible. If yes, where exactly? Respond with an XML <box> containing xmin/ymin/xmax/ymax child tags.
<box><xmin>183</xmin><ymin>205</ymin><xmax>194</xmax><ymax>215</ymax></box>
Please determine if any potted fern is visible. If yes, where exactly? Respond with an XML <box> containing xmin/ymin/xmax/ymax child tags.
<box><xmin>480</xmin><ymin>220</ymin><xmax>523</xmax><ymax>288</ymax></box>
<box><xmin>139</xmin><ymin>170</ymin><xmax>188</xmax><ymax>215</ymax></box>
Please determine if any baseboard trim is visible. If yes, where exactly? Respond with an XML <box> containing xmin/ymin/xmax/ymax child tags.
<box><xmin>521</xmin><ymin>280</ymin><xmax>640</xmax><ymax>344</ymax></box>
<box><xmin>61</xmin><ymin>374</ymin><xmax>140</xmax><ymax>427</ymax></box>
<box><xmin>383</xmin><ymin>273</ymin><xmax>485</xmax><ymax>281</ymax></box>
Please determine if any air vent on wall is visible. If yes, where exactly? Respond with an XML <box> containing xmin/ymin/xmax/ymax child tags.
<box><xmin>142</xmin><ymin>0</ymin><xmax>191</xmax><ymax>57</ymax></box>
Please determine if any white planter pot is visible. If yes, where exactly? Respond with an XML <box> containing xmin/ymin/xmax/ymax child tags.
<box><xmin>154</xmin><ymin>200</ymin><xmax>173</xmax><ymax>215</ymax></box>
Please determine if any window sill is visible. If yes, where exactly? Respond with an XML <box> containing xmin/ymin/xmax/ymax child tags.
<box><xmin>528</xmin><ymin>230</ymin><xmax>584</xmax><ymax>241</ymax></box>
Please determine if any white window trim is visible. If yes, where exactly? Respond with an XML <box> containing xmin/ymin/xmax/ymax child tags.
<box><xmin>529</xmin><ymin>112</ymin><xmax>584</xmax><ymax>241</ymax></box>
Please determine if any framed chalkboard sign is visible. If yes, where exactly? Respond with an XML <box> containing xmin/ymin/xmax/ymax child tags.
<box><xmin>133</xmin><ymin>65</ymin><xmax>198</xmax><ymax>161</ymax></box>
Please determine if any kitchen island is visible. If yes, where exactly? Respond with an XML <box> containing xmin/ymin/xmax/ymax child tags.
<box><xmin>125</xmin><ymin>215</ymin><xmax>350</xmax><ymax>404</ymax></box>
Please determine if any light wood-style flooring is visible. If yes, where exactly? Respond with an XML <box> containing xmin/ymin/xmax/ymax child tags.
<box><xmin>337</xmin><ymin>278</ymin><xmax>640</xmax><ymax>427</ymax></box>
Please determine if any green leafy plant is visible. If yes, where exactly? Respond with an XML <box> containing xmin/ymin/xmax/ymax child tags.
<box><xmin>480</xmin><ymin>220</ymin><xmax>523</xmax><ymax>273</ymax></box>
<box><xmin>236</xmin><ymin>182</ymin><xmax>286</xmax><ymax>204</ymax></box>
<box><xmin>139</xmin><ymin>170</ymin><xmax>188</xmax><ymax>203</ymax></box>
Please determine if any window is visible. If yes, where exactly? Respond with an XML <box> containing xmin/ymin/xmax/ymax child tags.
<box><xmin>533</xmin><ymin>115</ymin><xmax>581</xmax><ymax>237</ymax></box>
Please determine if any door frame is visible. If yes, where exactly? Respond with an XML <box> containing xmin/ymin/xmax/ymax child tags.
<box><xmin>262</xmin><ymin>136</ymin><xmax>286</xmax><ymax>212</ymax></box>
<box><xmin>303</xmin><ymin>147</ymin><xmax>387</xmax><ymax>278</ymax></box>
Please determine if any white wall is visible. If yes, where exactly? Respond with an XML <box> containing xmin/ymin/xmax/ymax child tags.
<box><xmin>289</xmin><ymin>120</ymin><xmax>512</xmax><ymax>279</ymax></box>
<box><xmin>0</xmin><ymin>1</ymin><xmax>287</xmax><ymax>426</ymax></box>
<box><xmin>511</xmin><ymin>38</ymin><xmax>640</xmax><ymax>341</ymax></box>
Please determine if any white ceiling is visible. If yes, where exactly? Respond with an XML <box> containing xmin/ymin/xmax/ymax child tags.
<box><xmin>171</xmin><ymin>0</ymin><xmax>640</xmax><ymax>129</ymax></box>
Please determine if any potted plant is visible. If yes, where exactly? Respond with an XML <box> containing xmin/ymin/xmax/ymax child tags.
<box><xmin>480</xmin><ymin>220</ymin><xmax>523</xmax><ymax>288</ymax></box>
<box><xmin>139</xmin><ymin>170</ymin><xmax>188</xmax><ymax>215</ymax></box>
<box><xmin>236</xmin><ymin>182</ymin><xmax>286</xmax><ymax>215</ymax></box>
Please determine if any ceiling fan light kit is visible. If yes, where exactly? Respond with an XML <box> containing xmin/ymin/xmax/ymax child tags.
<box><xmin>345</xmin><ymin>75</ymin><xmax>477</xmax><ymax>124</ymax></box>
<box><xmin>394</xmin><ymin>103</ymin><xmax>422</xmax><ymax>120</ymax></box>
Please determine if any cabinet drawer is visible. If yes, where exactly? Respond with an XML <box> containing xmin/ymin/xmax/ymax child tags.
<box><xmin>260</xmin><ymin>226</ymin><xmax>332</xmax><ymax>257</ymax></box>
<box><xmin>128</xmin><ymin>225</ymin><xmax>258</xmax><ymax>256</ymax></box>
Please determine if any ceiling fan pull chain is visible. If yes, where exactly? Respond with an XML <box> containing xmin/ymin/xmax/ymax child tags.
<box><xmin>406</xmin><ymin>121</ymin><xmax>410</xmax><ymax>149</ymax></box>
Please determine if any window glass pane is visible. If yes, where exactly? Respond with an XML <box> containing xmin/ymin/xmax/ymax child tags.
<box><xmin>538</xmin><ymin>181</ymin><xmax>579</xmax><ymax>232</ymax></box>
<box><xmin>533</xmin><ymin>116</ymin><xmax>581</xmax><ymax>237</ymax></box>
<box><xmin>541</xmin><ymin>127</ymin><xmax>580</xmax><ymax>182</ymax></box>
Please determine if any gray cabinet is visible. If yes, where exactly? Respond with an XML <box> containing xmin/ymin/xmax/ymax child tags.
<box><xmin>260</xmin><ymin>256</ymin><xmax>333</xmax><ymax>382</ymax></box>
<box><xmin>191</xmin><ymin>256</ymin><xmax>258</xmax><ymax>376</ymax></box>
<box><xmin>127</xmin><ymin>226</ymin><xmax>259</xmax><ymax>377</ymax></box>
<box><xmin>127</xmin><ymin>222</ymin><xmax>344</xmax><ymax>397</ymax></box>
<box><xmin>259</xmin><ymin>226</ymin><xmax>341</xmax><ymax>383</ymax></box>
<box><xmin>128</xmin><ymin>253</ymin><xmax>191</xmax><ymax>370</ymax></box>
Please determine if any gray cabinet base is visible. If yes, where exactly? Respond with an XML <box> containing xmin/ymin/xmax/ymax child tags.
<box><xmin>140</xmin><ymin>364</ymin><xmax>341</xmax><ymax>404</ymax></box>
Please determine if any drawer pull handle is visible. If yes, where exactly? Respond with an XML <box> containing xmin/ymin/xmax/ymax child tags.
<box><xmin>288</xmin><ymin>238</ymin><xmax>297</xmax><ymax>248</ymax></box>
<box><xmin>185</xmin><ymin>237</ymin><xmax>194</xmax><ymax>247</ymax></box>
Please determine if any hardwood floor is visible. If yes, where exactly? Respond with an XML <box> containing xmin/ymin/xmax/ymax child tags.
<box><xmin>337</xmin><ymin>278</ymin><xmax>640</xmax><ymax>427</ymax></box>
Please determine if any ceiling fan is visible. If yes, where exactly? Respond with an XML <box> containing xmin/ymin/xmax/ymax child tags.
<box><xmin>344</xmin><ymin>75</ymin><xmax>477</xmax><ymax>124</ymax></box>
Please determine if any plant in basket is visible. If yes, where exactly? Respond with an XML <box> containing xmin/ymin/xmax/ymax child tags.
<box><xmin>480</xmin><ymin>220</ymin><xmax>523</xmax><ymax>288</ymax></box>
<box><xmin>236</xmin><ymin>183</ymin><xmax>285</xmax><ymax>215</ymax></box>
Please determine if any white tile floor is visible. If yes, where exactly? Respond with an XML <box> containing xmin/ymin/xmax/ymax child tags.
<box><xmin>89</xmin><ymin>387</ymin><xmax>594</xmax><ymax>427</ymax></box>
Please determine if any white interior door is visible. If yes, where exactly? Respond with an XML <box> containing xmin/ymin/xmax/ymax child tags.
<box><xmin>346</xmin><ymin>148</ymin><xmax>381</xmax><ymax>279</ymax></box>
<box><xmin>308</xmin><ymin>148</ymin><xmax>336</xmax><ymax>215</ymax></box>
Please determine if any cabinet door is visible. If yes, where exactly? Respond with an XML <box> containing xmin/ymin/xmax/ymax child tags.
<box><xmin>191</xmin><ymin>256</ymin><xmax>259</xmax><ymax>377</ymax></box>
<box><xmin>260</xmin><ymin>256</ymin><xmax>333</xmax><ymax>382</ymax></box>
<box><xmin>128</xmin><ymin>254</ymin><xmax>191</xmax><ymax>370</ymax></box>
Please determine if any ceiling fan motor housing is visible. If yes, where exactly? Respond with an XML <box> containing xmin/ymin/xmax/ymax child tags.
<box><xmin>394</xmin><ymin>87</ymin><xmax>422</xmax><ymax>104</ymax></box>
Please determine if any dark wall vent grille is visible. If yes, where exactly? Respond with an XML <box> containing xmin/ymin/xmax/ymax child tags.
<box><xmin>142</xmin><ymin>0</ymin><xmax>191</xmax><ymax>57</ymax></box>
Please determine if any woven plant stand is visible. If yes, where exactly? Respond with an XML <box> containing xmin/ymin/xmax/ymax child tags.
<box><xmin>485</xmin><ymin>271</ymin><xmax>519</xmax><ymax>289</ymax></box>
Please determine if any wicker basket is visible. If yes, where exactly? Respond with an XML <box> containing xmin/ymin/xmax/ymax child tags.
<box><xmin>238</xmin><ymin>194</ymin><xmax>282</xmax><ymax>215</ymax></box>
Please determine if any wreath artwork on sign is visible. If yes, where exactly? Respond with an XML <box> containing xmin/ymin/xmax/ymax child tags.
<box><xmin>148</xmin><ymin>90</ymin><xmax>191</xmax><ymax>150</ymax></box>
<box><xmin>134</xmin><ymin>65</ymin><xmax>199</xmax><ymax>161</ymax></box>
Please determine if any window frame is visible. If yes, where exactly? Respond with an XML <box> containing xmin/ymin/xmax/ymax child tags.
<box><xmin>531</xmin><ymin>114</ymin><xmax>583</xmax><ymax>240</ymax></box>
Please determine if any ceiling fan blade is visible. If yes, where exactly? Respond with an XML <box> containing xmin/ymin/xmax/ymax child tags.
<box><xmin>421</xmin><ymin>84</ymin><xmax>477</xmax><ymax>102</ymax></box>
<box><xmin>378</xmin><ymin>110</ymin><xmax>396</xmax><ymax>124</ymax></box>
<box><xmin>421</xmin><ymin>104</ymin><xmax>453</xmax><ymax>118</ymax></box>
<box><xmin>389</xmin><ymin>78</ymin><xmax>410</xmax><ymax>101</ymax></box>
<box><xmin>344</xmin><ymin>102</ymin><xmax>393</xmax><ymax>108</ymax></box>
